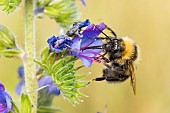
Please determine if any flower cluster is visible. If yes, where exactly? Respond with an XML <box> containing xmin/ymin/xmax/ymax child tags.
<box><xmin>0</xmin><ymin>82</ymin><xmax>13</xmax><ymax>113</ymax></box>
<box><xmin>47</xmin><ymin>19</ymin><xmax>106</xmax><ymax>67</ymax></box>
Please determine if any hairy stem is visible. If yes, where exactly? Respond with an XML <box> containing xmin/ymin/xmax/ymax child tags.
<box><xmin>24</xmin><ymin>0</ymin><xmax>37</xmax><ymax>112</ymax></box>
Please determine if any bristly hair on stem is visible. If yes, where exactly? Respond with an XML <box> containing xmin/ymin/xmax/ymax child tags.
<box><xmin>23</xmin><ymin>0</ymin><xmax>37</xmax><ymax>112</ymax></box>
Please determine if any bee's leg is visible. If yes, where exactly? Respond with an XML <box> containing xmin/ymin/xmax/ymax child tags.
<box><xmin>94</xmin><ymin>56</ymin><xmax>109</xmax><ymax>63</ymax></box>
<box><xmin>106</xmin><ymin>26</ymin><xmax>117</xmax><ymax>37</ymax></box>
<box><xmin>95</xmin><ymin>37</ymin><xmax>110</xmax><ymax>40</ymax></box>
<box><xmin>82</xmin><ymin>46</ymin><xmax>102</xmax><ymax>51</ymax></box>
<box><xmin>104</xmin><ymin>63</ymin><xmax>111</xmax><ymax>68</ymax></box>
<box><xmin>102</xmin><ymin>57</ymin><xmax>110</xmax><ymax>63</ymax></box>
<box><xmin>93</xmin><ymin>77</ymin><xmax>106</xmax><ymax>81</ymax></box>
<box><xmin>94</xmin><ymin>51</ymin><xmax>110</xmax><ymax>63</ymax></box>
<box><xmin>101</xmin><ymin>51</ymin><xmax>110</xmax><ymax>63</ymax></box>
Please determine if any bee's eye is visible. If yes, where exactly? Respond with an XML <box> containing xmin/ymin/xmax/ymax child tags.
<box><xmin>114</xmin><ymin>49</ymin><xmax>119</xmax><ymax>53</ymax></box>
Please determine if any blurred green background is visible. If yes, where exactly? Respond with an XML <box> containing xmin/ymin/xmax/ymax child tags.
<box><xmin>1</xmin><ymin>0</ymin><xmax>170</xmax><ymax>113</ymax></box>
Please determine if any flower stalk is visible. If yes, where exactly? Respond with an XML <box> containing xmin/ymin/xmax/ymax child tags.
<box><xmin>23</xmin><ymin>0</ymin><xmax>37</xmax><ymax>112</ymax></box>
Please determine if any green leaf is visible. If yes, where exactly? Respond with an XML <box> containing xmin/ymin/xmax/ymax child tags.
<box><xmin>0</xmin><ymin>24</ymin><xmax>22</xmax><ymax>57</ymax></box>
<box><xmin>0</xmin><ymin>49</ymin><xmax>22</xmax><ymax>57</ymax></box>
<box><xmin>75</xmin><ymin>72</ymin><xmax>91</xmax><ymax>79</ymax></box>
<box><xmin>21</xmin><ymin>93</ymin><xmax>32</xmax><ymax>113</ymax></box>
<box><xmin>38</xmin><ymin>106</ymin><xmax>62</xmax><ymax>113</ymax></box>
<box><xmin>35</xmin><ymin>47</ymin><xmax>90</xmax><ymax>105</ymax></box>
<box><xmin>37</xmin><ymin>0</ymin><xmax>79</xmax><ymax>29</ymax></box>
<box><xmin>0</xmin><ymin>0</ymin><xmax>21</xmax><ymax>14</ymax></box>
<box><xmin>0</xmin><ymin>24</ymin><xmax>16</xmax><ymax>47</ymax></box>
<box><xmin>11</xmin><ymin>100</ymin><xmax>20</xmax><ymax>113</ymax></box>
<box><xmin>34</xmin><ymin>59</ymin><xmax>49</xmax><ymax>72</ymax></box>
<box><xmin>40</xmin><ymin>46</ymin><xmax>50</xmax><ymax>63</ymax></box>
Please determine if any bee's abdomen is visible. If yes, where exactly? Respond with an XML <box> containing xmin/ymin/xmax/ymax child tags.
<box><xmin>103</xmin><ymin>64</ymin><xmax>129</xmax><ymax>82</ymax></box>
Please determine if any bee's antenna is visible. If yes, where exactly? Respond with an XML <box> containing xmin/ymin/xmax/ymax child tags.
<box><xmin>95</xmin><ymin>25</ymin><xmax>112</xmax><ymax>41</ymax></box>
<box><xmin>106</xmin><ymin>26</ymin><xmax>117</xmax><ymax>37</ymax></box>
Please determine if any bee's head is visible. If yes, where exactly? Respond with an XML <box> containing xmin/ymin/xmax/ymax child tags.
<box><xmin>113</xmin><ymin>38</ymin><xmax>125</xmax><ymax>53</ymax></box>
<box><xmin>104</xmin><ymin>38</ymin><xmax>125</xmax><ymax>60</ymax></box>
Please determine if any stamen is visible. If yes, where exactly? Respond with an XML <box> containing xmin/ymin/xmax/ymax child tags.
<box><xmin>26</xmin><ymin>84</ymin><xmax>56</xmax><ymax>94</ymax></box>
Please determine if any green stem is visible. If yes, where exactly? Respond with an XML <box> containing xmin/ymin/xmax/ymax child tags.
<box><xmin>23</xmin><ymin>0</ymin><xmax>37</xmax><ymax>112</ymax></box>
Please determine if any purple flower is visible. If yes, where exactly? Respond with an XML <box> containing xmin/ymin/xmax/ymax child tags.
<box><xmin>47</xmin><ymin>35</ymin><xmax>73</xmax><ymax>53</ymax></box>
<box><xmin>18</xmin><ymin>66</ymin><xmax>24</xmax><ymax>78</ymax></box>
<box><xmin>15</xmin><ymin>66</ymin><xmax>24</xmax><ymax>95</ymax></box>
<box><xmin>0</xmin><ymin>82</ymin><xmax>13</xmax><ymax>113</ymax></box>
<box><xmin>70</xmin><ymin>23</ymin><xmax>106</xmax><ymax>67</ymax></box>
<box><xmin>47</xmin><ymin>20</ymin><xmax>106</xmax><ymax>67</ymax></box>
<box><xmin>38</xmin><ymin>76</ymin><xmax>60</xmax><ymax>95</ymax></box>
<box><xmin>81</xmin><ymin>0</ymin><xmax>86</xmax><ymax>7</ymax></box>
<box><xmin>72</xmin><ymin>19</ymin><xmax>90</xmax><ymax>29</ymax></box>
<box><xmin>16</xmin><ymin>66</ymin><xmax>60</xmax><ymax>96</ymax></box>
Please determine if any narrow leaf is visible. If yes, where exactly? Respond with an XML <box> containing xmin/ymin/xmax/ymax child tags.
<box><xmin>21</xmin><ymin>93</ymin><xmax>32</xmax><ymax>113</ymax></box>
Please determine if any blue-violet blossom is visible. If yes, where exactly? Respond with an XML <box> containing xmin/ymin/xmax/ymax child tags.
<box><xmin>47</xmin><ymin>21</ymin><xmax>106</xmax><ymax>67</ymax></box>
<box><xmin>15</xmin><ymin>66</ymin><xmax>24</xmax><ymax>95</ymax></box>
<box><xmin>16</xmin><ymin>66</ymin><xmax>60</xmax><ymax>96</ymax></box>
<box><xmin>81</xmin><ymin>0</ymin><xmax>86</xmax><ymax>7</ymax></box>
<box><xmin>47</xmin><ymin>19</ymin><xmax>90</xmax><ymax>53</ymax></box>
<box><xmin>38</xmin><ymin>76</ymin><xmax>60</xmax><ymax>95</ymax></box>
<box><xmin>72</xmin><ymin>19</ymin><xmax>90</xmax><ymax>29</ymax></box>
<box><xmin>47</xmin><ymin>35</ymin><xmax>73</xmax><ymax>53</ymax></box>
<box><xmin>70</xmin><ymin>23</ymin><xmax>106</xmax><ymax>67</ymax></box>
<box><xmin>0</xmin><ymin>82</ymin><xmax>13</xmax><ymax>113</ymax></box>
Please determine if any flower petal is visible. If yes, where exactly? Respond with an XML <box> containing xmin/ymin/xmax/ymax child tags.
<box><xmin>15</xmin><ymin>80</ymin><xmax>25</xmax><ymax>96</ymax></box>
<box><xmin>48</xmin><ymin>86</ymin><xmax>60</xmax><ymax>95</ymax></box>
<box><xmin>83</xmin><ymin>38</ymin><xmax>104</xmax><ymax>54</ymax></box>
<box><xmin>47</xmin><ymin>35</ymin><xmax>73</xmax><ymax>53</ymax></box>
<box><xmin>80</xmin><ymin>23</ymin><xmax>106</xmax><ymax>49</ymax></box>
<box><xmin>71</xmin><ymin>37</ymin><xmax>81</xmax><ymax>50</ymax></box>
<box><xmin>0</xmin><ymin>91</ymin><xmax>7</xmax><ymax>112</ymax></box>
<box><xmin>81</xmin><ymin>0</ymin><xmax>86</xmax><ymax>7</ymax></box>
<box><xmin>0</xmin><ymin>83</ymin><xmax>12</xmax><ymax>113</ymax></box>
<box><xmin>70</xmin><ymin>22</ymin><xmax>106</xmax><ymax>67</ymax></box>
<box><xmin>18</xmin><ymin>66</ymin><xmax>24</xmax><ymax>79</ymax></box>
<box><xmin>80</xmin><ymin>57</ymin><xmax>93</xmax><ymax>67</ymax></box>
<box><xmin>79</xmin><ymin>19</ymin><xmax>90</xmax><ymax>28</ymax></box>
<box><xmin>3</xmin><ymin>91</ymin><xmax>12</xmax><ymax>113</ymax></box>
<box><xmin>38</xmin><ymin>76</ymin><xmax>53</xmax><ymax>87</ymax></box>
<box><xmin>0</xmin><ymin>82</ymin><xmax>5</xmax><ymax>92</ymax></box>
<box><xmin>39</xmin><ymin>76</ymin><xmax>60</xmax><ymax>95</ymax></box>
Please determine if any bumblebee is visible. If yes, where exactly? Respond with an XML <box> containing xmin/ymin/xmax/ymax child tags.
<box><xmin>85</xmin><ymin>26</ymin><xmax>140</xmax><ymax>95</ymax></box>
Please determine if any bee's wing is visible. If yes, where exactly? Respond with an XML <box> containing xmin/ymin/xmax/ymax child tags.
<box><xmin>129</xmin><ymin>63</ymin><xmax>136</xmax><ymax>95</ymax></box>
